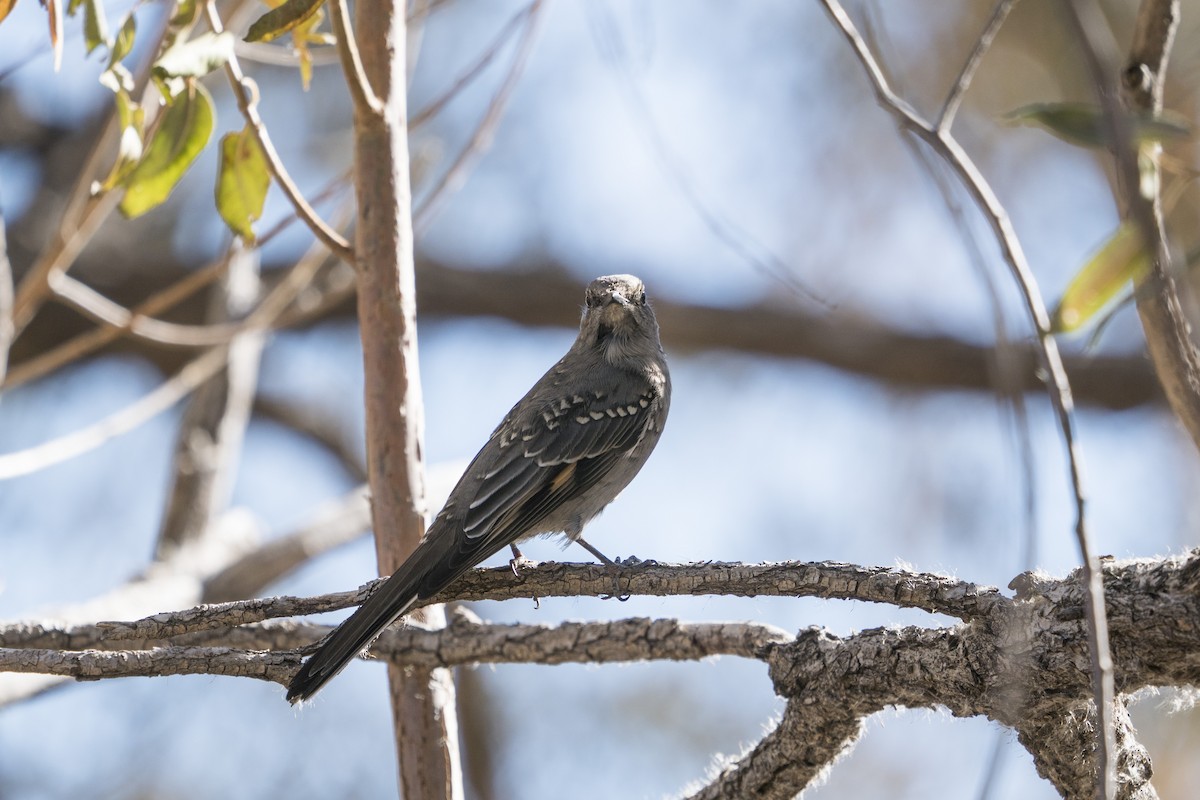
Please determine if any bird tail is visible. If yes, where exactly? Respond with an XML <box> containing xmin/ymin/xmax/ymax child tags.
<box><xmin>286</xmin><ymin>528</ymin><xmax>457</xmax><ymax>704</ymax></box>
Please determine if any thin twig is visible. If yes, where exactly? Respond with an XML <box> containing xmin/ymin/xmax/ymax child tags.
<box><xmin>816</xmin><ymin>2</ymin><xmax>1113</xmax><ymax>795</ymax></box>
<box><xmin>0</xmin><ymin>218</ymin><xmax>343</xmax><ymax>478</ymax></box>
<box><xmin>203</xmin><ymin>0</ymin><xmax>354</xmax><ymax>263</ymax></box>
<box><xmin>48</xmin><ymin>271</ymin><xmax>243</xmax><ymax>346</ymax></box>
<box><xmin>413</xmin><ymin>0</ymin><xmax>547</xmax><ymax>232</ymax></box>
<box><xmin>585</xmin><ymin>2</ymin><xmax>831</xmax><ymax>310</ymax></box>
<box><xmin>329</xmin><ymin>0</ymin><xmax>381</xmax><ymax>116</ymax></box>
<box><xmin>937</xmin><ymin>0</ymin><xmax>1019</xmax><ymax>133</ymax></box>
<box><xmin>0</xmin><ymin>213</ymin><xmax>13</xmax><ymax>385</ymax></box>
<box><xmin>9</xmin><ymin>10</ymin><xmax>171</xmax><ymax>335</ymax></box>
<box><xmin>408</xmin><ymin>3</ymin><xmax>536</xmax><ymax>130</ymax></box>
<box><xmin>0</xmin><ymin>346</ymin><xmax>229</xmax><ymax>480</ymax></box>
<box><xmin>3</xmin><ymin>260</ymin><xmax>229</xmax><ymax>390</ymax></box>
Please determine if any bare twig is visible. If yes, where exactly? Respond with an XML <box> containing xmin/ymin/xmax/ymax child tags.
<box><xmin>329</xmin><ymin>0</ymin><xmax>381</xmax><ymax>116</ymax></box>
<box><xmin>413</xmin><ymin>0</ymin><xmax>547</xmax><ymax>232</ymax></box>
<box><xmin>816</xmin><ymin>2</ymin><xmax>1114</xmax><ymax>795</ymax></box>
<box><xmin>0</xmin><ymin>213</ymin><xmax>13</xmax><ymax>385</ymax></box>
<box><xmin>0</xmin><ymin>346</ymin><xmax>229</xmax><ymax>479</ymax></box>
<box><xmin>3</xmin><ymin>258</ymin><xmax>230</xmax><ymax>389</ymax></box>
<box><xmin>408</xmin><ymin>3</ymin><xmax>536</xmax><ymax>130</ymax></box>
<box><xmin>155</xmin><ymin>244</ymin><xmax>264</xmax><ymax>557</ymax></box>
<box><xmin>0</xmin><ymin>222</ymin><xmax>340</xmax><ymax>480</ymax></box>
<box><xmin>47</xmin><ymin>270</ymin><xmax>244</xmax><ymax>347</ymax></box>
<box><xmin>203</xmin><ymin>1</ymin><xmax>354</xmax><ymax>263</ymax></box>
<box><xmin>9</xmin><ymin>13</ymin><xmax>171</xmax><ymax>334</ymax></box>
<box><xmin>201</xmin><ymin>486</ymin><xmax>371</xmax><ymax>602</ymax></box>
<box><xmin>937</xmin><ymin>0</ymin><xmax>1019</xmax><ymax>133</ymax></box>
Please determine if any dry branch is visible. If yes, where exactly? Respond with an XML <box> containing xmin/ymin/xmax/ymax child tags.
<box><xmin>6</xmin><ymin>552</ymin><xmax>1200</xmax><ymax>798</ymax></box>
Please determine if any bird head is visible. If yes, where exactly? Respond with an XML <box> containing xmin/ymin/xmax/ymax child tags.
<box><xmin>577</xmin><ymin>274</ymin><xmax>662</xmax><ymax>366</ymax></box>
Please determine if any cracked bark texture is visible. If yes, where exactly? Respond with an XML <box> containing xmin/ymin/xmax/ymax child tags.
<box><xmin>7</xmin><ymin>552</ymin><xmax>1200</xmax><ymax>798</ymax></box>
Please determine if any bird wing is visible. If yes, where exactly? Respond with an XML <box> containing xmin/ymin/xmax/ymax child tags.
<box><xmin>460</xmin><ymin>381</ymin><xmax>661</xmax><ymax>544</ymax></box>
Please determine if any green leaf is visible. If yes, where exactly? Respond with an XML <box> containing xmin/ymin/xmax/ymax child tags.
<box><xmin>67</xmin><ymin>0</ymin><xmax>83</xmax><ymax>15</ymax></box>
<box><xmin>215</xmin><ymin>126</ymin><xmax>270</xmax><ymax>240</ymax></box>
<box><xmin>1052</xmin><ymin>221</ymin><xmax>1149</xmax><ymax>333</ymax></box>
<box><xmin>170</xmin><ymin>0</ymin><xmax>200</xmax><ymax>29</ymax></box>
<box><xmin>153</xmin><ymin>32</ymin><xmax>235</xmax><ymax>79</ymax></box>
<box><xmin>1004</xmin><ymin>102</ymin><xmax>1192</xmax><ymax>149</ymax></box>
<box><xmin>119</xmin><ymin>80</ymin><xmax>215</xmax><ymax>218</ymax></box>
<box><xmin>109</xmin><ymin>13</ymin><xmax>136</xmax><ymax>67</ymax></box>
<box><xmin>83</xmin><ymin>0</ymin><xmax>108</xmax><ymax>55</ymax></box>
<box><xmin>244</xmin><ymin>0</ymin><xmax>326</xmax><ymax>43</ymax></box>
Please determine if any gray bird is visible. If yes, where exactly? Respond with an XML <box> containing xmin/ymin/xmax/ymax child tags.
<box><xmin>286</xmin><ymin>274</ymin><xmax>670</xmax><ymax>703</ymax></box>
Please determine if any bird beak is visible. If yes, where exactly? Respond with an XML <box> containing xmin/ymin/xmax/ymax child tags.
<box><xmin>609</xmin><ymin>290</ymin><xmax>631</xmax><ymax>308</ymax></box>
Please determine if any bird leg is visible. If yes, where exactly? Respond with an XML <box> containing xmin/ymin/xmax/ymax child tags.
<box><xmin>575</xmin><ymin>536</ymin><xmax>630</xmax><ymax>601</ymax></box>
<box><xmin>508</xmin><ymin>543</ymin><xmax>536</xmax><ymax>577</ymax></box>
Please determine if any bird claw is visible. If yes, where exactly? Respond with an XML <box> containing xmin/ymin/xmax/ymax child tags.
<box><xmin>509</xmin><ymin>555</ymin><xmax>537</xmax><ymax>577</ymax></box>
<box><xmin>599</xmin><ymin>559</ymin><xmax>632</xmax><ymax>601</ymax></box>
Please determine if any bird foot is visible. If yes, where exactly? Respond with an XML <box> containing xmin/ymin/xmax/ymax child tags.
<box><xmin>509</xmin><ymin>555</ymin><xmax>538</xmax><ymax>577</ymax></box>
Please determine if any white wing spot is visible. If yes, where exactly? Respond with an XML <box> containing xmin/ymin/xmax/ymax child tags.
<box><xmin>575</xmin><ymin>416</ymin><xmax>590</xmax><ymax>424</ymax></box>
<box><xmin>615</xmin><ymin>407</ymin><xmax>628</xmax><ymax>417</ymax></box>
<box><xmin>605</xmin><ymin>408</ymin><xmax>617</xmax><ymax>418</ymax></box>
<box><xmin>639</xmin><ymin>398</ymin><xmax>649</xmax><ymax>408</ymax></box>
<box><xmin>589</xmin><ymin>411</ymin><xmax>605</xmax><ymax>421</ymax></box>
<box><xmin>626</xmin><ymin>405</ymin><xmax>639</xmax><ymax>414</ymax></box>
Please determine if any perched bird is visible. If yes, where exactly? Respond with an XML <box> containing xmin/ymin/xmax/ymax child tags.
<box><xmin>286</xmin><ymin>274</ymin><xmax>671</xmax><ymax>703</ymax></box>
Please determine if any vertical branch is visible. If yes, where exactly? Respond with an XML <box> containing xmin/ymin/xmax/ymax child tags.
<box><xmin>155</xmin><ymin>244</ymin><xmax>264</xmax><ymax>558</ymax></box>
<box><xmin>1121</xmin><ymin>2</ymin><xmax>1200</xmax><ymax>450</ymax></box>
<box><xmin>0</xmin><ymin>213</ymin><xmax>12</xmax><ymax>385</ymax></box>
<box><xmin>338</xmin><ymin>0</ymin><xmax>463</xmax><ymax>797</ymax></box>
<box><xmin>817</xmin><ymin>2</ymin><xmax>1115</xmax><ymax>796</ymax></box>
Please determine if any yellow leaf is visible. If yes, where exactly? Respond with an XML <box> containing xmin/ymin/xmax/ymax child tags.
<box><xmin>1052</xmin><ymin>222</ymin><xmax>1149</xmax><ymax>333</ymax></box>
<box><xmin>215</xmin><ymin>126</ymin><xmax>270</xmax><ymax>240</ymax></box>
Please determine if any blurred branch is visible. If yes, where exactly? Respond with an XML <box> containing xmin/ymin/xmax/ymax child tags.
<box><xmin>937</xmin><ymin>0</ymin><xmax>1018</xmax><ymax>133</ymax></box>
<box><xmin>1114</xmin><ymin>3</ymin><xmax>1200</xmax><ymax>450</ymax></box>
<box><xmin>413</xmin><ymin>0</ymin><xmax>546</xmax><ymax>232</ymax></box>
<box><xmin>0</xmin><ymin>229</ymin><xmax>339</xmax><ymax>479</ymax></box>
<box><xmin>155</xmin><ymin>245</ymin><xmax>264</xmax><ymax>558</ymax></box>
<box><xmin>3</xmin><ymin>258</ymin><xmax>229</xmax><ymax>389</ymax></box>
<box><xmin>3</xmin><ymin>255</ymin><xmax>1163</xmax><ymax>408</ymax></box>
<box><xmin>5</xmin><ymin>551</ymin><xmax>1199</xmax><ymax>798</ymax></box>
<box><xmin>201</xmin><ymin>486</ymin><xmax>371</xmax><ymax>602</ymax></box>
<box><xmin>408</xmin><ymin>2</ymin><xmax>537</xmax><ymax>130</ymax></box>
<box><xmin>47</xmin><ymin>270</ymin><xmax>244</xmax><ymax>347</ymax></box>
<box><xmin>252</xmin><ymin>396</ymin><xmax>367</xmax><ymax>480</ymax></box>
<box><xmin>0</xmin><ymin>345</ymin><xmax>230</xmax><ymax>479</ymax></box>
<box><xmin>0</xmin><ymin>213</ymin><xmax>12</xmax><ymax>385</ymax></box>
<box><xmin>817</xmin><ymin>3</ymin><xmax>1114</xmax><ymax>793</ymax></box>
<box><xmin>203</xmin><ymin>1</ymin><xmax>354</xmax><ymax>263</ymax></box>
<box><xmin>8</xmin><ymin>13</ymin><xmax>171</xmax><ymax>335</ymax></box>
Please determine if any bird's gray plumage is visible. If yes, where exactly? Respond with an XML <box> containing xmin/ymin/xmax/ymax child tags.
<box><xmin>286</xmin><ymin>274</ymin><xmax>670</xmax><ymax>703</ymax></box>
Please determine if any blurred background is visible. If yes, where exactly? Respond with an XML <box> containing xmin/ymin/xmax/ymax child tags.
<box><xmin>2</xmin><ymin>0</ymin><xmax>1200</xmax><ymax>797</ymax></box>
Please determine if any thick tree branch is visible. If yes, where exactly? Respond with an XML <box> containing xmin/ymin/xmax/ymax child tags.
<box><xmin>7</xmin><ymin>552</ymin><xmax>1200</xmax><ymax>797</ymax></box>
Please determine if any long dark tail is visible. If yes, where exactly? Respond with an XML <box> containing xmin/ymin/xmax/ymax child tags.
<box><xmin>286</xmin><ymin>527</ymin><xmax>460</xmax><ymax>704</ymax></box>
